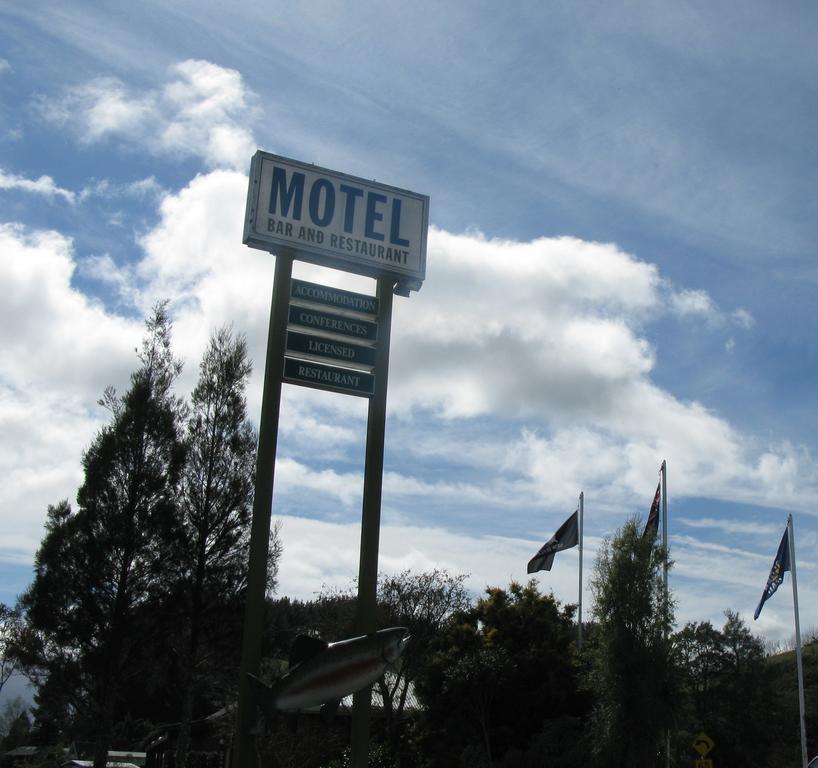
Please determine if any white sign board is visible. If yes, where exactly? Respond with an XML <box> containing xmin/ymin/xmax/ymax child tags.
<box><xmin>244</xmin><ymin>151</ymin><xmax>429</xmax><ymax>294</ymax></box>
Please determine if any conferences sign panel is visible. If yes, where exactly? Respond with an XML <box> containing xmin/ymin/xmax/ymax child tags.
<box><xmin>244</xmin><ymin>151</ymin><xmax>429</xmax><ymax>294</ymax></box>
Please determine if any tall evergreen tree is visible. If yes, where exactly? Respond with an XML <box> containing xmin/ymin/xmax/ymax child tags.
<box><xmin>15</xmin><ymin>303</ymin><xmax>186</xmax><ymax>768</ymax></box>
<box><xmin>584</xmin><ymin>517</ymin><xmax>677</xmax><ymax>768</ymax></box>
<box><xmin>172</xmin><ymin>326</ymin><xmax>276</xmax><ymax>768</ymax></box>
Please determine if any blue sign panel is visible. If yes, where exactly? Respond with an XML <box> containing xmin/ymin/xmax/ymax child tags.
<box><xmin>290</xmin><ymin>278</ymin><xmax>378</xmax><ymax>317</ymax></box>
<box><xmin>288</xmin><ymin>305</ymin><xmax>378</xmax><ymax>342</ymax></box>
<box><xmin>286</xmin><ymin>330</ymin><xmax>377</xmax><ymax>369</ymax></box>
<box><xmin>283</xmin><ymin>357</ymin><xmax>375</xmax><ymax>397</ymax></box>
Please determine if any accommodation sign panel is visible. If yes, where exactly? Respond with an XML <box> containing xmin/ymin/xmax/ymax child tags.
<box><xmin>290</xmin><ymin>278</ymin><xmax>379</xmax><ymax>315</ymax></box>
<box><xmin>244</xmin><ymin>152</ymin><xmax>429</xmax><ymax>294</ymax></box>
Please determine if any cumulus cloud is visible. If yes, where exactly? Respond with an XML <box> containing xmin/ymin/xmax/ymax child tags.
<box><xmin>274</xmin><ymin>514</ymin><xmax>582</xmax><ymax>606</ymax></box>
<box><xmin>273</xmin><ymin>515</ymin><xmax>813</xmax><ymax>642</ymax></box>
<box><xmin>36</xmin><ymin>60</ymin><xmax>257</xmax><ymax>170</ymax></box>
<box><xmin>667</xmin><ymin>286</ymin><xmax>753</xmax><ymax>328</ymax></box>
<box><xmin>0</xmin><ymin>223</ymin><xmax>140</xmax><ymax>396</ymax></box>
<box><xmin>669</xmin><ymin>287</ymin><xmax>718</xmax><ymax>319</ymax></box>
<box><xmin>0</xmin><ymin>169</ymin><xmax>77</xmax><ymax>204</ymax></box>
<box><xmin>3</xmin><ymin>171</ymin><xmax>816</xmax><ymax>641</ymax></box>
<box><xmin>0</xmin><ymin>223</ymin><xmax>146</xmax><ymax>563</ymax></box>
<box><xmin>120</xmin><ymin>182</ymin><xmax>818</xmax><ymax>516</ymax></box>
<box><xmin>388</xmin><ymin>228</ymin><xmax>659</xmax><ymax>420</ymax></box>
<box><xmin>0</xmin><ymin>58</ymin><xmax>11</xmax><ymax>75</ymax></box>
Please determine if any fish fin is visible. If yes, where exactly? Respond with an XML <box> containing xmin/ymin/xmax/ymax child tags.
<box><xmin>247</xmin><ymin>673</ymin><xmax>277</xmax><ymax>724</ymax></box>
<box><xmin>320</xmin><ymin>698</ymin><xmax>342</xmax><ymax>723</ymax></box>
<box><xmin>289</xmin><ymin>634</ymin><xmax>328</xmax><ymax>668</ymax></box>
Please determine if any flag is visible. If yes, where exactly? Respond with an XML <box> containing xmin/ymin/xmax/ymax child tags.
<box><xmin>527</xmin><ymin>510</ymin><xmax>579</xmax><ymax>573</ymax></box>
<box><xmin>754</xmin><ymin>526</ymin><xmax>791</xmax><ymax>620</ymax></box>
<box><xmin>642</xmin><ymin>482</ymin><xmax>661</xmax><ymax>538</ymax></box>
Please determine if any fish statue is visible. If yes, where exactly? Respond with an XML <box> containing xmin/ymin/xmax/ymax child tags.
<box><xmin>250</xmin><ymin>626</ymin><xmax>410</xmax><ymax>719</ymax></box>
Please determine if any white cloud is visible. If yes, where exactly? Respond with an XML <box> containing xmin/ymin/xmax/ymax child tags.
<box><xmin>731</xmin><ymin>307</ymin><xmax>754</xmax><ymax>328</ymax></box>
<box><xmin>666</xmin><ymin>286</ymin><xmax>753</xmax><ymax>329</ymax></box>
<box><xmin>120</xmin><ymin>182</ymin><xmax>818</xmax><ymax>517</ymax></box>
<box><xmin>669</xmin><ymin>287</ymin><xmax>717</xmax><ymax>319</ymax></box>
<box><xmin>388</xmin><ymin>228</ymin><xmax>659</xmax><ymax>420</ymax></box>
<box><xmin>677</xmin><ymin>516</ymin><xmax>780</xmax><ymax>538</ymax></box>
<box><xmin>0</xmin><ymin>386</ymin><xmax>99</xmax><ymax>559</ymax></box>
<box><xmin>0</xmin><ymin>223</ymin><xmax>145</xmax><ymax>564</ymax></box>
<box><xmin>274</xmin><ymin>514</ymin><xmax>579</xmax><ymax>606</ymax></box>
<box><xmin>37</xmin><ymin>60</ymin><xmax>257</xmax><ymax>170</ymax></box>
<box><xmin>0</xmin><ymin>224</ymin><xmax>139</xmax><ymax>397</ymax></box>
<box><xmin>0</xmin><ymin>59</ymin><xmax>11</xmax><ymax>75</ymax></box>
<box><xmin>158</xmin><ymin>60</ymin><xmax>257</xmax><ymax>169</ymax></box>
<box><xmin>76</xmin><ymin>176</ymin><xmax>166</xmax><ymax>204</ymax></box>
<box><xmin>273</xmin><ymin>515</ymin><xmax>811</xmax><ymax>643</ymax></box>
<box><xmin>0</xmin><ymin>168</ymin><xmax>166</xmax><ymax>210</ymax></box>
<box><xmin>0</xmin><ymin>169</ymin><xmax>76</xmax><ymax>204</ymax></box>
<box><xmin>2</xmin><ymin>170</ymin><xmax>815</xmax><ymax>644</ymax></box>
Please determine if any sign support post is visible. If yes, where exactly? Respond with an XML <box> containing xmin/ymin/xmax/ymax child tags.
<box><xmin>233</xmin><ymin>254</ymin><xmax>292</xmax><ymax>768</ymax></box>
<box><xmin>236</xmin><ymin>151</ymin><xmax>428</xmax><ymax>768</ymax></box>
<box><xmin>351</xmin><ymin>276</ymin><xmax>394</xmax><ymax>768</ymax></box>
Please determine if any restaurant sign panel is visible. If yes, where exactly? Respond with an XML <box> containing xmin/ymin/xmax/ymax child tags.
<box><xmin>283</xmin><ymin>357</ymin><xmax>375</xmax><ymax>397</ymax></box>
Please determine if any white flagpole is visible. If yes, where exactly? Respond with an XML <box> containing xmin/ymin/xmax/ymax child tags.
<box><xmin>788</xmin><ymin>513</ymin><xmax>808</xmax><ymax>768</ymax></box>
<box><xmin>661</xmin><ymin>460</ymin><xmax>670</xmax><ymax>768</ymax></box>
<box><xmin>661</xmin><ymin>460</ymin><xmax>668</xmax><ymax>597</ymax></box>
<box><xmin>578</xmin><ymin>491</ymin><xmax>584</xmax><ymax>649</ymax></box>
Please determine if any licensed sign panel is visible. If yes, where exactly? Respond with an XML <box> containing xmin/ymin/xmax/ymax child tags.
<box><xmin>244</xmin><ymin>152</ymin><xmax>429</xmax><ymax>294</ymax></box>
<box><xmin>287</xmin><ymin>330</ymin><xmax>376</xmax><ymax>369</ymax></box>
<box><xmin>290</xmin><ymin>278</ymin><xmax>378</xmax><ymax>316</ymax></box>
<box><xmin>283</xmin><ymin>357</ymin><xmax>375</xmax><ymax>397</ymax></box>
<box><xmin>288</xmin><ymin>305</ymin><xmax>378</xmax><ymax>342</ymax></box>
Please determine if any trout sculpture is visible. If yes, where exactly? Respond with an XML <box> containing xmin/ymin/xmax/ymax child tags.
<box><xmin>250</xmin><ymin>626</ymin><xmax>410</xmax><ymax>718</ymax></box>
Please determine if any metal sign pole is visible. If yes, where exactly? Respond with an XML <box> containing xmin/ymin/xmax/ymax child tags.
<box><xmin>578</xmin><ymin>491</ymin><xmax>584</xmax><ymax>649</ymax></box>
<box><xmin>351</xmin><ymin>276</ymin><xmax>395</xmax><ymax>768</ymax></box>
<box><xmin>788</xmin><ymin>514</ymin><xmax>809</xmax><ymax>768</ymax></box>
<box><xmin>233</xmin><ymin>253</ymin><xmax>292</xmax><ymax>768</ymax></box>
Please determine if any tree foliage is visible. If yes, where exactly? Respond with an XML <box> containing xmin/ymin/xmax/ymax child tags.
<box><xmin>376</xmin><ymin>570</ymin><xmax>470</xmax><ymax>725</ymax></box>
<box><xmin>0</xmin><ymin>604</ymin><xmax>21</xmax><ymax>697</ymax></box>
<box><xmin>584</xmin><ymin>517</ymin><xmax>676</xmax><ymax>768</ymax></box>
<box><xmin>10</xmin><ymin>306</ymin><xmax>286</xmax><ymax>767</ymax></box>
<box><xmin>15</xmin><ymin>303</ymin><xmax>186</xmax><ymax>768</ymax></box>
<box><xmin>170</xmin><ymin>326</ymin><xmax>268</xmax><ymax>768</ymax></box>
<box><xmin>673</xmin><ymin>612</ymin><xmax>779</xmax><ymax>766</ymax></box>
<box><xmin>415</xmin><ymin>580</ymin><xmax>586</xmax><ymax>767</ymax></box>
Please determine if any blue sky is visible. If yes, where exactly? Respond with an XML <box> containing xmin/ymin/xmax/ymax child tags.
<box><xmin>2</xmin><ymin>1</ymin><xmax>818</xmax><ymax>705</ymax></box>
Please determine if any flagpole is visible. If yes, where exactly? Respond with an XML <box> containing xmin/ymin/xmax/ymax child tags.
<box><xmin>788</xmin><ymin>513</ymin><xmax>808</xmax><ymax>768</ymax></box>
<box><xmin>661</xmin><ymin>460</ymin><xmax>670</xmax><ymax>768</ymax></box>
<box><xmin>578</xmin><ymin>491</ymin><xmax>584</xmax><ymax>649</ymax></box>
<box><xmin>661</xmin><ymin>460</ymin><xmax>667</xmax><ymax>598</ymax></box>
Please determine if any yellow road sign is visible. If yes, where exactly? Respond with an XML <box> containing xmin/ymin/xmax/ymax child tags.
<box><xmin>695</xmin><ymin>760</ymin><xmax>713</xmax><ymax>768</ymax></box>
<box><xmin>692</xmin><ymin>732</ymin><xmax>715</xmax><ymax>757</ymax></box>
